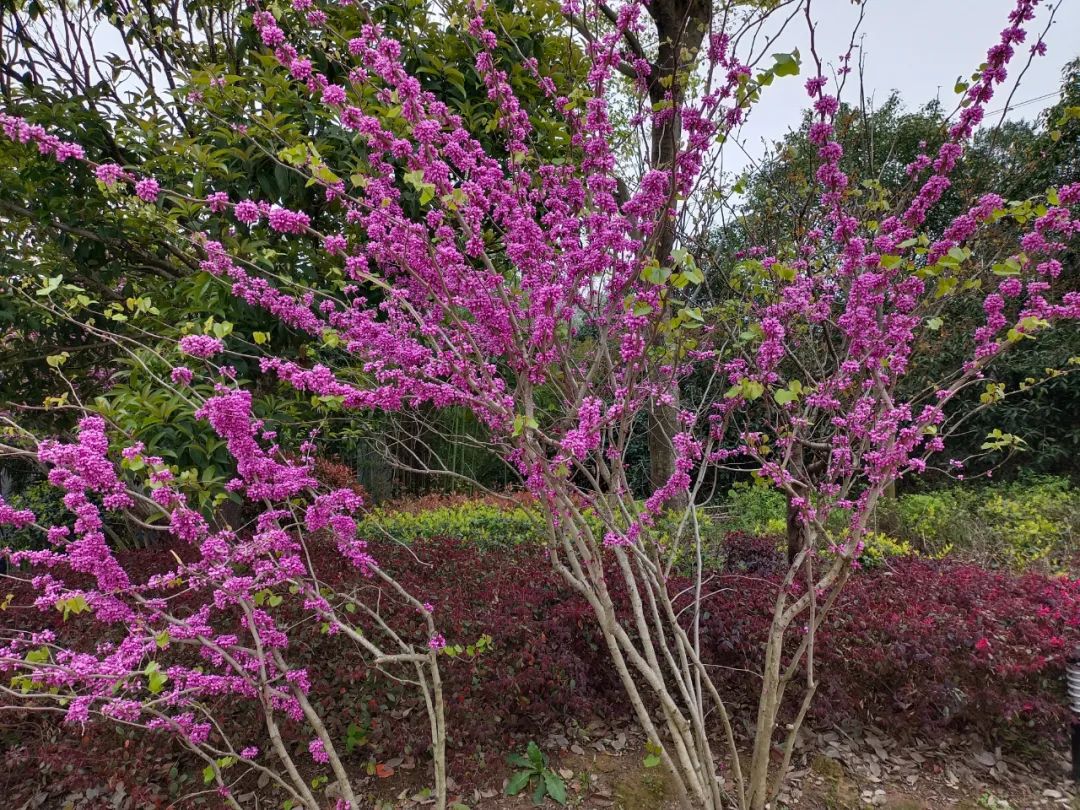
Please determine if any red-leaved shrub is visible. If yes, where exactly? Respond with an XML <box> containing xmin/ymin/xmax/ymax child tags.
<box><xmin>698</xmin><ymin>533</ymin><xmax>1080</xmax><ymax>741</ymax></box>
<box><xmin>3</xmin><ymin>532</ymin><xmax>1076</xmax><ymax>806</ymax></box>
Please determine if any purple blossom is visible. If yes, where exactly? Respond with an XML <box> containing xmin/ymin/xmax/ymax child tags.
<box><xmin>135</xmin><ymin>178</ymin><xmax>160</xmax><ymax>203</ymax></box>
<box><xmin>309</xmin><ymin>738</ymin><xmax>330</xmax><ymax>763</ymax></box>
<box><xmin>234</xmin><ymin>200</ymin><xmax>261</xmax><ymax>224</ymax></box>
<box><xmin>171</xmin><ymin>366</ymin><xmax>194</xmax><ymax>385</ymax></box>
<box><xmin>95</xmin><ymin>163</ymin><xmax>125</xmax><ymax>186</ymax></box>
<box><xmin>178</xmin><ymin>335</ymin><xmax>224</xmax><ymax>359</ymax></box>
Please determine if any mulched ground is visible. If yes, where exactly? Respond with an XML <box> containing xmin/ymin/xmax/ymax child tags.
<box><xmin>7</xmin><ymin>707</ymin><xmax>1078</xmax><ymax>809</ymax></box>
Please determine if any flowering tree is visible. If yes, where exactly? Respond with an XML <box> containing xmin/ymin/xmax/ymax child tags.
<box><xmin>0</xmin><ymin>394</ymin><xmax>448</xmax><ymax>808</ymax></box>
<box><xmin>2</xmin><ymin>0</ymin><xmax>1079</xmax><ymax>808</ymax></box>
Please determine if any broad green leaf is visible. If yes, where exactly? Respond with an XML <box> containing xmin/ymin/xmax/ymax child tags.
<box><xmin>543</xmin><ymin>771</ymin><xmax>567</xmax><ymax>805</ymax></box>
<box><xmin>771</xmin><ymin>50</ymin><xmax>800</xmax><ymax>77</ymax></box>
<box><xmin>643</xmin><ymin>262</ymin><xmax>671</xmax><ymax>286</ymax></box>
<box><xmin>146</xmin><ymin>662</ymin><xmax>168</xmax><ymax>695</ymax></box>
<box><xmin>532</xmin><ymin>779</ymin><xmax>547</xmax><ymax>806</ymax></box>
<box><xmin>505</xmin><ymin>770</ymin><xmax>532</xmax><ymax>796</ymax></box>
<box><xmin>526</xmin><ymin>740</ymin><xmax>544</xmax><ymax>770</ymax></box>
<box><xmin>55</xmin><ymin>595</ymin><xmax>89</xmax><ymax>620</ymax></box>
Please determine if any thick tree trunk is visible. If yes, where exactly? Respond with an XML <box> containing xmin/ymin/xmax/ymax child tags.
<box><xmin>647</xmin><ymin>397</ymin><xmax>680</xmax><ymax>495</ymax></box>
<box><xmin>786</xmin><ymin>444</ymin><xmax>808</xmax><ymax>563</ymax></box>
<box><xmin>786</xmin><ymin>494</ymin><xmax>804</xmax><ymax>564</ymax></box>
<box><xmin>644</xmin><ymin>0</ymin><xmax>709</xmax><ymax>507</ymax></box>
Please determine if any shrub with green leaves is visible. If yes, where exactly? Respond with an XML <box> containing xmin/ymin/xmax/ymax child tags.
<box><xmin>357</xmin><ymin>495</ymin><xmax>716</xmax><ymax>559</ymax></box>
<box><xmin>879</xmin><ymin>475</ymin><xmax>1080</xmax><ymax>570</ymax></box>
<box><xmin>505</xmin><ymin>741</ymin><xmax>566</xmax><ymax>806</ymax></box>
<box><xmin>0</xmin><ymin>478</ymin><xmax>67</xmax><ymax>551</ymax></box>
<box><xmin>357</xmin><ymin>497</ymin><xmax>547</xmax><ymax>549</ymax></box>
<box><xmin>719</xmin><ymin>481</ymin><xmax>787</xmax><ymax>535</ymax></box>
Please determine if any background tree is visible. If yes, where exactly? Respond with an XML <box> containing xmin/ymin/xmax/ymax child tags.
<box><xmin>0</xmin><ymin>0</ymin><xmax>584</xmax><ymax>505</ymax></box>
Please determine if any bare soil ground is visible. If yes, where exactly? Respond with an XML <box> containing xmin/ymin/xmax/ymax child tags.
<box><xmin>365</xmin><ymin>720</ymin><xmax>1079</xmax><ymax>810</ymax></box>
<box><xmin>12</xmin><ymin>718</ymin><xmax>1079</xmax><ymax>808</ymax></box>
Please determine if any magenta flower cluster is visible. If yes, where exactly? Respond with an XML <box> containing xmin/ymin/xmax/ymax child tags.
<box><xmin>177</xmin><ymin>334</ymin><xmax>224</xmax><ymax>358</ymax></box>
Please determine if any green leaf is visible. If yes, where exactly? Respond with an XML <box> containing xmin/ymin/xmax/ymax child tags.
<box><xmin>682</xmin><ymin>306</ymin><xmax>704</xmax><ymax>323</ymax></box>
<box><xmin>643</xmin><ymin>754</ymin><xmax>662</xmax><ymax>768</ymax></box>
<box><xmin>512</xmin><ymin>414</ymin><xmax>538</xmax><ymax>437</ymax></box>
<box><xmin>148</xmin><ymin>669</ymin><xmax>168</xmax><ymax>694</ymax></box>
<box><xmin>203</xmin><ymin>764</ymin><xmax>216</xmax><ymax>784</ymax></box>
<box><xmin>642</xmin><ymin>262</ymin><xmax>671</xmax><ymax>286</ymax></box>
<box><xmin>526</xmin><ymin>741</ymin><xmax>545</xmax><ymax>770</ymax></box>
<box><xmin>36</xmin><ymin>275</ymin><xmax>62</xmax><ymax>296</ymax></box>
<box><xmin>505</xmin><ymin>770</ymin><xmax>532</xmax><ymax>796</ymax></box>
<box><xmin>55</xmin><ymin>595</ymin><xmax>89</xmax><ymax>621</ymax></box>
<box><xmin>991</xmin><ymin>258</ymin><xmax>1021</xmax><ymax>276</ymax></box>
<box><xmin>926</xmin><ymin>317</ymin><xmax>943</xmax><ymax>331</ymax></box>
<box><xmin>277</xmin><ymin>143</ymin><xmax>309</xmax><ymax>167</ymax></box>
<box><xmin>771</xmin><ymin>50</ymin><xmax>800</xmax><ymax>77</ymax></box>
<box><xmin>25</xmin><ymin>646</ymin><xmax>50</xmax><ymax>665</ymax></box>
<box><xmin>934</xmin><ymin>276</ymin><xmax>958</xmax><ymax>298</ymax></box>
<box><xmin>531</xmin><ymin>778</ymin><xmax>548</xmax><ymax>806</ymax></box>
<box><xmin>543</xmin><ymin>771</ymin><xmax>567</xmax><ymax>805</ymax></box>
<box><xmin>775</xmin><ymin>380</ymin><xmax>803</xmax><ymax>404</ymax></box>
<box><xmin>145</xmin><ymin>662</ymin><xmax>168</xmax><ymax>694</ymax></box>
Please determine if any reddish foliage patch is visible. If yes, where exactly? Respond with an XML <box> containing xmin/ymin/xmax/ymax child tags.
<box><xmin>3</xmin><ymin>533</ymin><xmax>1077</xmax><ymax>806</ymax></box>
<box><xmin>697</xmin><ymin>534</ymin><xmax>1080</xmax><ymax>738</ymax></box>
<box><xmin>312</xmin><ymin>455</ymin><xmax>369</xmax><ymax>501</ymax></box>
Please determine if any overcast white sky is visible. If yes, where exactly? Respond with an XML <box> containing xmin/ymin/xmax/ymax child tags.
<box><xmin>726</xmin><ymin>0</ymin><xmax>1080</xmax><ymax>173</ymax></box>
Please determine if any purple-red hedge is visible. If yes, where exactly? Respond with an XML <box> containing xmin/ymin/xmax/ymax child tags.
<box><xmin>3</xmin><ymin>532</ymin><xmax>1077</xmax><ymax>803</ymax></box>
